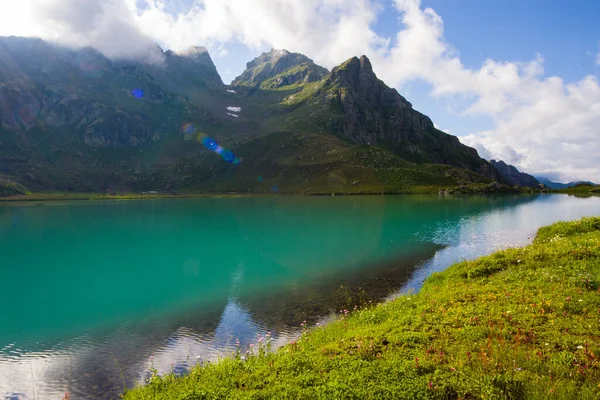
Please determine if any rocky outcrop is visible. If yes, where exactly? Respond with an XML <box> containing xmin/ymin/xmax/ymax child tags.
<box><xmin>0</xmin><ymin>174</ymin><xmax>26</xmax><ymax>196</ymax></box>
<box><xmin>490</xmin><ymin>160</ymin><xmax>540</xmax><ymax>188</ymax></box>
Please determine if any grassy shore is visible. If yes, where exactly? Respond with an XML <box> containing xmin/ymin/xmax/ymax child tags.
<box><xmin>124</xmin><ymin>217</ymin><xmax>600</xmax><ymax>399</ymax></box>
<box><xmin>0</xmin><ymin>192</ymin><xmax>256</xmax><ymax>202</ymax></box>
<box><xmin>0</xmin><ymin>183</ymin><xmax>540</xmax><ymax>202</ymax></box>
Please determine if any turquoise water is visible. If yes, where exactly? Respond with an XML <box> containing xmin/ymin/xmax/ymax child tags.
<box><xmin>1</xmin><ymin>194</ymin><xmax>599</xmax><ymax>399</ymax></box>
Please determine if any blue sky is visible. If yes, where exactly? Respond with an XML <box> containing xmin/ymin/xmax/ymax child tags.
<box><xmin>399</xmin><ymin>0</ymin><xmax>600</xmax><ymax>135</ymax></box>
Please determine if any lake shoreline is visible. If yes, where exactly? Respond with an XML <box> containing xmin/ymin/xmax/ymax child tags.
<box><xmin>123</xmin><ymin>216</ymin><xmax>600</xmax><ymax>399</ymax></box>
<box><xmin>0</xmin><ymin>184</ymin><xmax>544</xmax><ymax>202</ymax></box>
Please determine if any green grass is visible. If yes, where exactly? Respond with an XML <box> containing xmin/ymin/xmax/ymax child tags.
<box><xmin>123</xmin><ymin>217</ymin><xmax>600</xmax><ymax>399</ymax></box>
<box><xmin>0</xmin><ymin>192</ymin><xmax>256</xmax><ymax>202</ymax></box>
<box><xmin>554</xmin><ymin>184</ymin><xmax>600</xmax><ymax>196</ymax></box>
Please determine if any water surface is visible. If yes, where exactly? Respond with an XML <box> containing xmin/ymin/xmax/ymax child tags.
<box><xmin>1</xmin><ymin>194</ymin><xmax>599</xmax><ymax>399</ymax></box>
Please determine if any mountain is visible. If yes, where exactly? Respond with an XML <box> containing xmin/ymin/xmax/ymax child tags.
<box><xmin>0</xmin><ymin>38</ymin><xmax>508</xmax><ymax>195</ymax></box>
<box><xmin>281</xmin><ymin>55</ymin><xmax>502</xmax><ymax>181</ymax></box>
<box><xmin>536</xmin><ymin>177</ymin><xmax>597</xmax><ymax>189</ymax></box>
<box><xmin>232</xmin><ymin>49</ymin><xmax>328</xmax><ymax>89</ymax></box>
<box><xmin>490</xmin><ymin>160</ymin><xmax>540</xmax><ymax>188</ymax></box>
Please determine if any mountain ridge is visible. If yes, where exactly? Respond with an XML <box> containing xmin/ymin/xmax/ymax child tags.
<box><xmin>536</xmin><ymin>176</ymin><xmax>597</xmax><ymax>189</ymax></box>
<box><xmin>0</xmin><ymin>37</ymin><xmax>511</xmax><ymax>195</ymax></box>
<box><xmin>490</xmin><ymin>160</ymin><xmax>540</xmax><ymax>188</ymax></box>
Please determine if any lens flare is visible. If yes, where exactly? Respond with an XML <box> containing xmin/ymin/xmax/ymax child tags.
<box><xmin>221</xmin><ymin>150</ymin><xmax>235</xmax><ymax>163</ymax></box>
<box><xmin>132</xmin><ymin>88</ymin><xmax>144</xmax><ymax>99</ymax></box>
<box><xmin>181</xmin><ymin>123</ymin><xmax>195</xmax><ymax>134</ymax></box>
<box><xmin>203</xmin><ymin>137</ymin><xmax>218</xmax><ymax>151</ymax></box>
<box><xmin>182</xmin><ymin>126</ymin><xmax>239</xmax><ymax>164</ymax></box>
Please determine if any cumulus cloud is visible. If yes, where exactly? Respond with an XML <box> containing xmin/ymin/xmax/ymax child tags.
<box><xmin>0</xmin><ymin>0</ymin><xmax>598</xmax><ymax>181</ymax></box>
<box><xmin>128</xmin><ymin>0</ymin><xmax>384</xmax><ymax>68</ymax></box>
<box><xmin>0</xmin><ymin>0</ymin><xmax>161</xmax><ymax>60</ymax></box>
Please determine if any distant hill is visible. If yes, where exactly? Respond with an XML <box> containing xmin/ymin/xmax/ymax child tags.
<box><xmin>536</xmin><ymin>177</ymin><xmax>597</xmax><ymax>189</ymax></box>
<box><xmin>490</xmin><ymin>160</ymin><xmax>540</xmax><ymax>188</ymax></box>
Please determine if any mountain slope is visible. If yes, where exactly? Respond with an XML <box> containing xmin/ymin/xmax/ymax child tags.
<box><xmin>0</xmin><ymin>39</ymin><xmax>509</xmax><ymax>195</ymax></box>
<box><xmin>269</xmin><ymin>55</ymin><xmax>502</xmax><ymax>181</ymax></box>
<box><xmin>490</xmin><ymin>160</ymin><xmax>540</xmax><ymax>188</ymax></box>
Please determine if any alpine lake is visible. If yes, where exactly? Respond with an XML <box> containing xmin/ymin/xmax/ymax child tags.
<box><xmin>1</xmin><ymin>194</ymin><xmax>600</xmax><ymax>399</ymax></box>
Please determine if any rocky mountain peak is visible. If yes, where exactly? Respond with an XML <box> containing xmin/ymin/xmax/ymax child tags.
<box><xmin>233</xmin><ymin>49</ymin><xmax>328</xmax><ymax>87</ymax></box>
<box><xmin>163</xmin><ymin>45</ymin><xmax>223</xmax><ymax>85</ymax></box>
<box><xmin>327</xmin><ymin>55</ymin><xmax>412</xmax><ymax>110</ymax></box>
<box><xmin>359</xmin><ymin>55</ymin><xmax>372</xmax><ymax>71</ymax></box>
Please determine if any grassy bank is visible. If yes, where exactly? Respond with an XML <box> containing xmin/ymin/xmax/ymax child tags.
<box><xmin>0</xmin><ymin>184</ymin><xmax>539</xmax><ymax>202</ymax></box>
<box><xmin>0</xmin><ymin>192</ymin><xmax>257</xmax><ymax>202</ymax></box>
<box><xmin>124</xmin><ymin>217</ymin><xmax>600</xmax><ymax>399</ymax></box>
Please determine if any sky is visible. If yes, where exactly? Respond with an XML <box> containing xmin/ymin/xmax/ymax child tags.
<box><xmin>0</xmin><ymin>0</ymin><xmax>599</xmax><ymax>182</ymax></box>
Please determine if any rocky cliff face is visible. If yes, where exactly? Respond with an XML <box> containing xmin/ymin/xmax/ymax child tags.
<box><xmin>307</xmin><ymin>56</ymin><xmax>502</xmax><ymax>181</ymax></box>
<box><xmin>490</xmin><ymin>160</ymin><xmax>540</xmax><ymax>188</ymax></box>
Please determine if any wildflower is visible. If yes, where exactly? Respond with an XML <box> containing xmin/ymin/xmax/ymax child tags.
<box><xmin>249</xmin><ymin>343</ymin><xmax>254</xmax><ymax>348</ymax></box>
<box><xmin>577</xmin><ymin>346</ymin><xmax>584</xmax><ymax>349</ymax></box>
<box><xmin>149</xmin><ymin>356</ymin><xmax>154</xmax><ymax>360</ymax></box>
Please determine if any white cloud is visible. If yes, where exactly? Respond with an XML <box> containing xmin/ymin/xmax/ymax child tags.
<box><xmin>0</xmin><ymin>0</ymin><xmax>598</xmax><ymax>181</ymax></box>
<box><xmin>0</xmin><ymin>0</ymin><xmax>162</xmax><ymax>60</ymax></box>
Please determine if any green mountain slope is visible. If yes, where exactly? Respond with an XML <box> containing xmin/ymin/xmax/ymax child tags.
<box><xmin>0</xmin><ymin>38</ymin><xmax>506</xmax><ymax>195</ymax></box>
<box><xmin>251</xmin><ymin>55</ymin><xmax>501</xmax><ymax>181</ymax></box>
